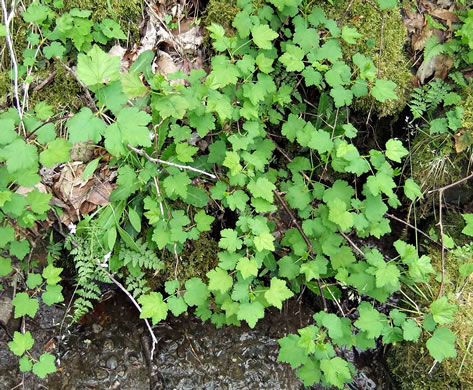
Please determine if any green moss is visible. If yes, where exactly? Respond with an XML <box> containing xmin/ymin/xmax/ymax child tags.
<box><xmin>203</xmin><ymin>0</ymin><xmax>240</xmax><ymax>41</ymax></box>
<box><xmin>62</xmin><ymin>0</ymin><xmax>143</xmax><ymax>42</ymax></box>
<box><xmin>29</xmin><ymin>63</ymin><xmax>82</xmax><ymax>111</ymax></box>
<box><xmin>315</xmin><ymin>0</ymin><xmax>412</xmax><ymax>118</ymax></box>
<box><xmin>157</xmin><ymin>232</ymin><xmax>219</xmax><ymax>285</ymax></box>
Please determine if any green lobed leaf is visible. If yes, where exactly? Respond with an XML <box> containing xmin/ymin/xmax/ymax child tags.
<box><xmin>207</xmin><ymin>267</ymin><xmax>233</xmax><ymax>294</ymax></box>
<box><xmin>265</xmin><ymin>277</ymin><xmax>294</xmax><ymax>310</ymax></box>
<box><xmin>251</xmin><ymin>24</ymin><xmax>278</xmax><ymax>50</ymax></box>
<box><xmin>39</xmin><ymin>138</ymin><xmax>72</xmax><ymax>168</ymax></box>
<box><xmin>138</xmin><ymin>292</ymin><xmax>168</xmax><ymax>325</ymax></box>
<box><xmin>32</xmin><ymin>353</ymin><xmax>56</xmax><ymax>378</ymax></box>
<box><xmin>237</xmin><ymin>301</ymin><xmax>265</xmax><ymax>328</ymax></box>
<box><xmin>12</xmin><ymin>292</ymin><xmax>39</xmax><ymax>318</ymax></box>
<box><xmin>42</xmin><ymin>284</ymin><xmax>64</xmax><ymax>306</ymax></box>
<box><xmin>426</xmin><ymin>327</ymin><xmax>457</xmax><ymax>362</ymax></box>
<box><xmin>77</xmin><ymin>45</ymin><xmax>120</xmax><ymax>86</ymax></box>
<box><xmin>8</xmin><ymin>331</ymin><xmax>34</xmax><ymax>356</ymax></box>
<box><xmin>430</xmin><ymin>296</ymin><xmax>457</xmax><ymax>325</ymax></box>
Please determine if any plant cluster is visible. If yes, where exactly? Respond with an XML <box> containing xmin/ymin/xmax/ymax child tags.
<box><xmin>1</xmin><ymin>0</ymin><xmax>472</xmax><ymax>387</ymax></box>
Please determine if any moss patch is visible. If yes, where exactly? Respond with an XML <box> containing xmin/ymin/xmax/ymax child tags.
<box><xmin>62</xmin><ymin>0</ymin><xmax>143</xmax><ymax>43</ymax></box>
<box><xmin>29</xmin><ymin>63</ymin><xmax>82</xmax><ymax>111</ymax></box>
<box><xmin>157</xmin><ymin>232</ymin><xmax>219</xmax><ymax>285</ymax></box>
<box><xmin>315</xmin><ymin>0</ymin><xmax>412</xmax><ymax>118</ymax></box>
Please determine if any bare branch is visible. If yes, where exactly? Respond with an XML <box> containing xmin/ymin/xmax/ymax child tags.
<box><xmin>127</xmin><ymin>144</ymin><xmax>217</xmax><ymax>179</ymax></box>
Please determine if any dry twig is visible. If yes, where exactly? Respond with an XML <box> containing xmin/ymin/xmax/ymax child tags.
<box><xmin>127</xmin><ymin>144</ymin><xmax>216</xmax><ymax>179</ymax></box>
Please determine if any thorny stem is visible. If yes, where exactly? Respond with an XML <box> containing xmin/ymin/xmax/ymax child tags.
<box><xmin>437</xmin><ymin>190</ymin><xmax>446</xmax><ymax>299</ymax></box>
<box><xmin>99</xmin><ymin>266</ymin><xmax>158</xmax><ymax>359</ymax></box>
<box><xmin>127</xmin><ymin>144</ymin><xmax>217</xmax><ymax>179</ymax></box>
<box><xmin>1</xmin><ymin>0</ymin><xmax>22</xmax><ymax>121</ymax></box>
<box><xmin>273</xmin><ymin>189</ymin><xmax>328</xmax><ymax>312</ymax></box>
<box><xmin>428</xmin><ymin>171</ymin><xmax>473</xmax><ymax>194</ymax></box>
<box><xmin>386</xmin><ymin>213</ymin><xmax>440</xmax><ymax>245</ymax></box>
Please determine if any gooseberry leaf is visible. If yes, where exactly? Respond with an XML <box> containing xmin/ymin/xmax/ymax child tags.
<box><xmin>430</xmin><ymin>296</ymin><xmax>457</xmax><ymax>325</ymax></box>
<box><xmin>99</xmin><ymin>18</ymin><xmax>127</xmax><ymax>39</ymax></box>
<box><xmin>207</xmin><ymin>267</ymin><xmax>233</xmax><ymax>294</ymax></box>
<box><xmin>462</xmin><ymin>214</ymin><xmax>473</xmax><ymax>236</ymax></box>
<box><xmin>42</xmin><ymin>284</ymin><xmax>64</xmax><ymax>306</ymax></box>
<box><xmin>404</xmin><ymin>178</ymin><xmax>423</xmax><ymax>200</ymax></box>
<box><xmin>371</xmin><ymin>79</ymin><xmax>397</xmax><ymax>103</ymax></box>
<box><xmin>341</xmin><ymin>26</ymin><xmax>362</xmax><ymax>44</ymax></box>
<box><xmin>279</xmin><ymin>44</ymin><xmax>305</xmax><ymax>72</ymax></box>
<box><xmin>42</xmin><ymin>264</ymin><xmax>63</xmax><ymax>285</ymax></box>
<box><xmin>265</xmin><ymin>278</ymin><xmax>294</xmax><ymax>310</ymax></box>
<box><xmin>184</xmin><ymin>277</ymin><xmax>209</xmax><ymax>307</ymax></box>
<box><xmin>167</xmin><ymin>296</ymin><xmax>188</xmax><ymax>316</ymax></box>
<box><xmin>1</xmin><ymin>138</ymin><xmax>38</xmax><ymax>173</ymax></box>
<box><xmin>138</xmin><ymin>292</ymin><xmax>168</xmax><ymax>325</ymax></box>
<box><xmin>19</xmin><ymin>355</ymin><xmax>33</xmax><ymax>372</ymax></box>
<box><xmin>163</xmin><ymin>170</ymin><xmax>190</xmax><ymax>199</ymax></box>
<box><xmin>0</xmin><ymin>257</ymin><xmax>13</xmax><ymax>276</ymax></box>
<box><xmin>12</xmin><ymin>292</ymin><xmax>39</xmax><ymax>318</ymax></box>
<box><xmin>26</xmin><ymin>189</ymin><xmax>52</xmax><ymax>214</ymax></box>
<box><xmin>8</xmin><ymin>331</ymin><xmax>34</xmax><ymax>356</ymax></box>
<box><xmin>194</xmin><ymin>210</ymin><xmax>214</xmax><ymax>232</ymax></box>
<box><xmin>77</xmin><ymin>45</ymin><xmax>120</xmax><ymax>86</ymax></box>
<box><xmin>251</xmin><ymin>24</ymin><xmax>278</xmax><ymax>50</ymax></box>
<box><xmin>237</xmin><ymin>301</ymin><xmax>265</xmax><ymax>328</ymax></box>
<box><xmin>385</xmin><ymin>139</ymin><xmax>408</xmax><ymax>163</ymax></box>
<box><xmin>320</xmin><ymin>357</ymin><xmax>352</xmax><ymax>388</ymax></box>
<box><xmin>253</xmin><ymin>231</ymin><xmax>275</xmax><ymax>252</ymax></box>
<box><xmin>378</xmin><ymin>0</ymin><xmax>397</xmax><ymax>9</ymax></box>
<box><xmin>426</xmin><ymin>327</ymin><xmax>457</xmax><ymax>362</ymax></box>
<box><xmin>402</xmin><ymin>319</ymin><xmax>421</xmax><ymax>341</ymax></box>
<box><xmin>354</xmin><ymin>302</ymin><xmax>384</xmax><ymax>339</ymax></box>
<box><xmin>236</xmin><ymin>257</ymin><xmax>259</xmax><ymax>279</ymax></box>
<box><xmin>39</xmin><ymin>138</ymin><xmax>72</xmax><ymax>168</ymax></box>
<box><xmin>278</xmin><ymin>334</ymin><xmax>308</xmax><ymax>369</ymax></box>
<box><xmin>26</xmin><ymin>273</ymin><xmax>43</xmax><ymax>289</ymax></box>
<box><xmin>10</xmin><ymin>240</ymin><xmax>30</xmax><ymax>260</ymax></box>
<box><xmin>219</xmin><ymin>229</ymin><xmax>243</xmax><ymax>252</ymax></box>
<box><xmin>43</xmin><ymin>42</ymin><xmax>66</xmax><ymax>59</ymax></box>
<box><xmin>32</xmin><ymin>353</ymin><xmax>56</xmax><ymax>378</ymax></box>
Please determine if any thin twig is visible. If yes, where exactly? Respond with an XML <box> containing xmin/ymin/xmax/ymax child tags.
<box><xmin>59</xmin><ymin>59</ymin><xmax>98</xmax><ymax>113</ymax></box>
<box><xmin>25</xmin><ymin>114</ymin><xmax>73</xmax><ymax>140</ymax></box>
<box><xmin>338</xmin><ymin>230</ymin><xmax>365</xmax><ymax>257</ymax></box>
<box><xmin>99</xmin><ymin>265</ymin><xmax>158</xmax><ymax>359</ymax></box>
<box><xmin>273</xmin><ymin>190</ymin><xmax>328</xmax><ymax>312</ymax></box>
<box><xmin>268</xmin><ymin>135</ymin><xmax>312</xmax><ymax>183</ymax></box>
<box><xmin>436</xmin><ymin>191</ymin><xmax>446</xmax><ymax>299</ymax></box>
<box><xmin>1</xmin><ymin>0</ymin><xmax>22</xmax><ymax>119</ymax></box>
<box><xmin>338</xmin><ymin>0</ymin><xmax>356</xmax><ymax>26</ymax></box>
<box><xmin>33</xmin><ymin>70</ymin><xmax>57</xmax><ymax>92</ymax></box>
<box><xmin>386</xmin><ymin>213</ymin><xmax>440</xmax><ymax>245</ymax></box>
<box><xmin>428</xmin><ymin>172</ymin><xmax>473</xmax><ymax>194</ymax></box>
<box><xmin>127</xmin><ymin>144</ymin><xmax>216</xmax><ymax>179</ymax></box>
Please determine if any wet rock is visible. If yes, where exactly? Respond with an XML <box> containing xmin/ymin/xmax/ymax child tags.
<box><xmin>92</xmin><ymin>323</ymin><xmax>103</xmax><ymax>333</ymax></box>
<box><xmin>0</xmin><ymin>295</ymin><xmax>12</xmax><ymax>325</ymax></box>
<box><xmin>106</xmin><ymin>355</ymin><xmax>118</xmax><ymax>370</ymax></box>
<box><xmin>103</xmin><ymin>338</ymin><xmax>114</xmax><ymax>352</ymax></box>
<box><xmin>94</xmin><ymin>368</ymin><xmax>109</xmax><ymax>380</ymax></box>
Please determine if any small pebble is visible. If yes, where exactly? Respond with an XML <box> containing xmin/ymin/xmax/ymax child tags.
<box><xmin>106</xmin><ymin>356</ymin><xmax>118</xmax><ymax>370</ymax></box>
<box><xmin>92</xmin><ymin>324</ymin><xmax>103</xmax><ymax>334</ymax></box>
<box><xmin>103</xmin><ymin>339</ymin><xmax>114</xmax><ymax>352</ymax></box>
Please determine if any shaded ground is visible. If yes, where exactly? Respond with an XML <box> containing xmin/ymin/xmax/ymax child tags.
<box><xmin>1</xmin><ymin>290</ymin><xmax>388</xmax><ymax>389</ymax></box>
